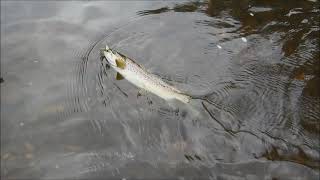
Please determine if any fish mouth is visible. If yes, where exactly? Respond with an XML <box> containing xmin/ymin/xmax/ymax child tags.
<box><xmin>102</xmin><ymin>45</ymin><xmax>117</xmax><ymax>67</ymax></box>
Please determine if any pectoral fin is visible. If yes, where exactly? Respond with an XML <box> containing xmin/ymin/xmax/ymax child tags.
<box><xmin>116</xmin><ymin>72</ymin><xmax>124</xmax><ymax>80</ymax></box>
<box><xmin>115</xmin><ymin>58</ymin><xmax>126</xmax><ymax>69</ymax></box>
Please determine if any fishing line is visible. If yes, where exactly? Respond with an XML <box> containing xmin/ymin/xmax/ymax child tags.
<box><xmin>81</xmin><ymin>15</ymin><xmax>145</xmax><ymax>100</ymax></box>
<box><xmin>83</xmin><ymin>15</ymin><xmax>145</xmax><ymax>63</ymax></box>
<box><xmin>81</xmin><ymin>15</ymin><xmax>145</xmax><ymax>130</ymax></box>
<box><xmin>190</xmin><ymin>94</ymin><xmax>221</xmax><ymax>110</ymax></box>
<box><xmin>82</xmin><ymin>12</ymin><xmax>226</xmax><ymax>123</ymax></box>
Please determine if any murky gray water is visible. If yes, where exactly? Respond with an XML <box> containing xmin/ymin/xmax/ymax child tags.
<box><xmin>1</xmin><ymin>1</ymin><xmax>319</xmax><ymax>179</ymax></box>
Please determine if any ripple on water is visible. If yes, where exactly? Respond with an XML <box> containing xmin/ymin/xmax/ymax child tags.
<box><xmin>61</xmin><ymin>1</ymin><xmax>320</xmax><ymax>176</ymax></box>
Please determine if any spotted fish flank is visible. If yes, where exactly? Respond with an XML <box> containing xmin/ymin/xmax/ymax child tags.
<box><xmin>102</xmin><ymin>45</ymin><xmax>191</xmax><ymax>103</ymax></box>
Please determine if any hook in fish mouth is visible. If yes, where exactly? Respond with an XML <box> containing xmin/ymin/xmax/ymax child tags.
<box><xmin>100</xmin><ymin>45</ymin><xmax>113</xmax><ymax>62</ymax></box>
<box><xmin>102</xmin><ymin>45</ymin><xmax>119</xmax><ymax>67</ymax></box>
<box><xmin>100</xmin><ymin>45</ymin><xmax>108</xmax><ymax>55</ymax></box>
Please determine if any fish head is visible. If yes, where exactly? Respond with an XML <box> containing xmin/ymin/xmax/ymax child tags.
<box><xmin>103</xmin><ymin>45</ymin><xmax>126</xmax><ymax>69</ymax></box>
<box><xmin>103</xmin><ymin>45</ymin><xmax>118</xmax><ymax>67</ymax></box>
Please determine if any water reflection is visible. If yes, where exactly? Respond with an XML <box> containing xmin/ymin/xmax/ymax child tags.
<box><xmin>119</xmin><ymin>0</ymin><xmax>320</xmax><ymax>171</ymax></box>
<box><xmin>1</xmin><ymin>0</ymin><xmax>319</xmax><ymax>179</ymax></box>
<box><xmin>137</xmin><ymin>1</ymin><xmax>205</xmax><ymax>15</ymax></box>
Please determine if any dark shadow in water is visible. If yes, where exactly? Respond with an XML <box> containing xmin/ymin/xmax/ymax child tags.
<box><xmin>172</xmin><ymin>1</ymin><xmax>203</xmax><ymax>12</ymax></box>
<box><xmin>137</xmin><ymin>0</ymin><xmax>320</xmax><ymax>170</ymax></box>
<box><xmin>137</xmin><ymin>7</ymin><xmax>171</xmax><ymax>16</ymax></box>
<box><xmin>261</xmin><ymin>145</ymin><xmax>320</xmax><ymax>170</ymax></box>
<box><xmin>137</xmin><ymin>1</ymin><xmax>206</xmax><ymax>16</ymax></box>
<box><xmin>2</xmin><ymin>1</ymin><xmax>319</xmax><ymax>179</ymax></box>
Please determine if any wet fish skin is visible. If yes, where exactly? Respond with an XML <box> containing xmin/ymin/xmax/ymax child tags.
<box><xmin>102</xmin><ymin>45</ymin><xmax>191</xmax><ymax>103</ymax></box>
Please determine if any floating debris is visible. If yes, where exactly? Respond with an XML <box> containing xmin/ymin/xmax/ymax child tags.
<box><xmin>241</xmin><ymin>37</ymin><xmax>247</xmax><ymax>42</ymax></box>
<box><xmin>33</xmin><ymin>60</ymin><xmax>39</xmax><ymax>63</ymax></box>
<box><xmin>301</xmin><ymin>19</ymin><xmax>308</xmax><ymax>24</ymax></box>
<box><xmin>0</xmin><ymin>77</ymin><xmax>3</xmax><ymax>83</ymax></box>
<box><xmin>249</xmin><ymin>12</ymin><xmax>254</xmax><ymax>16</ymax></box>
<box><xmin>217</xmin><ymin>45</ymin><xmax>222</xmax><ymax>49</ymax></box>
<box><xmin>20</xmin><ymin>122</ymin><xmax>25</xmax><ymax>126</ymax></box>
<box><xmin>55</xmin><ymin>164</ymin><xmax>60</xmax><ymax>169</ymax></box>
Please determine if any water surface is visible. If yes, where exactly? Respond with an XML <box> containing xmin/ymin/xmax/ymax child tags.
<box><xmin>1</xmin><ymin>1</ymin><xmax>319</xmax><ymax>179</ymax></box>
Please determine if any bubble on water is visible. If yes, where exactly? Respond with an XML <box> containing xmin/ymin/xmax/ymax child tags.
<box><xmin>301</xmin><ymin>19</ymin><xmax>308</xmax><ymax>23</ymax></box>
<box><xmin>241</xmin><ymin>37</ymin><xmax>247</xmax><ymax>42</ymax></box>
<box><xmin>20</xmin><ymin>122</ymin><xmax>24</xmax><ymax>126</ymax></box>
<box><xmin>217</xmin><ymin>45</ymin><xmax>222</xmax><ymax>49</ymax></box>
<box><xmin>249</xmin><ymin>13</ymin><xmax>254</xmax><ymax>16</ymax></box>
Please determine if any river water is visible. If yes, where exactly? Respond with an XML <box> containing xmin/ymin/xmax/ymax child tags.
<box><xmin>1</xmin><ymin>1</ymin><xmax>319</xmax><ymax>179</ymax></box>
